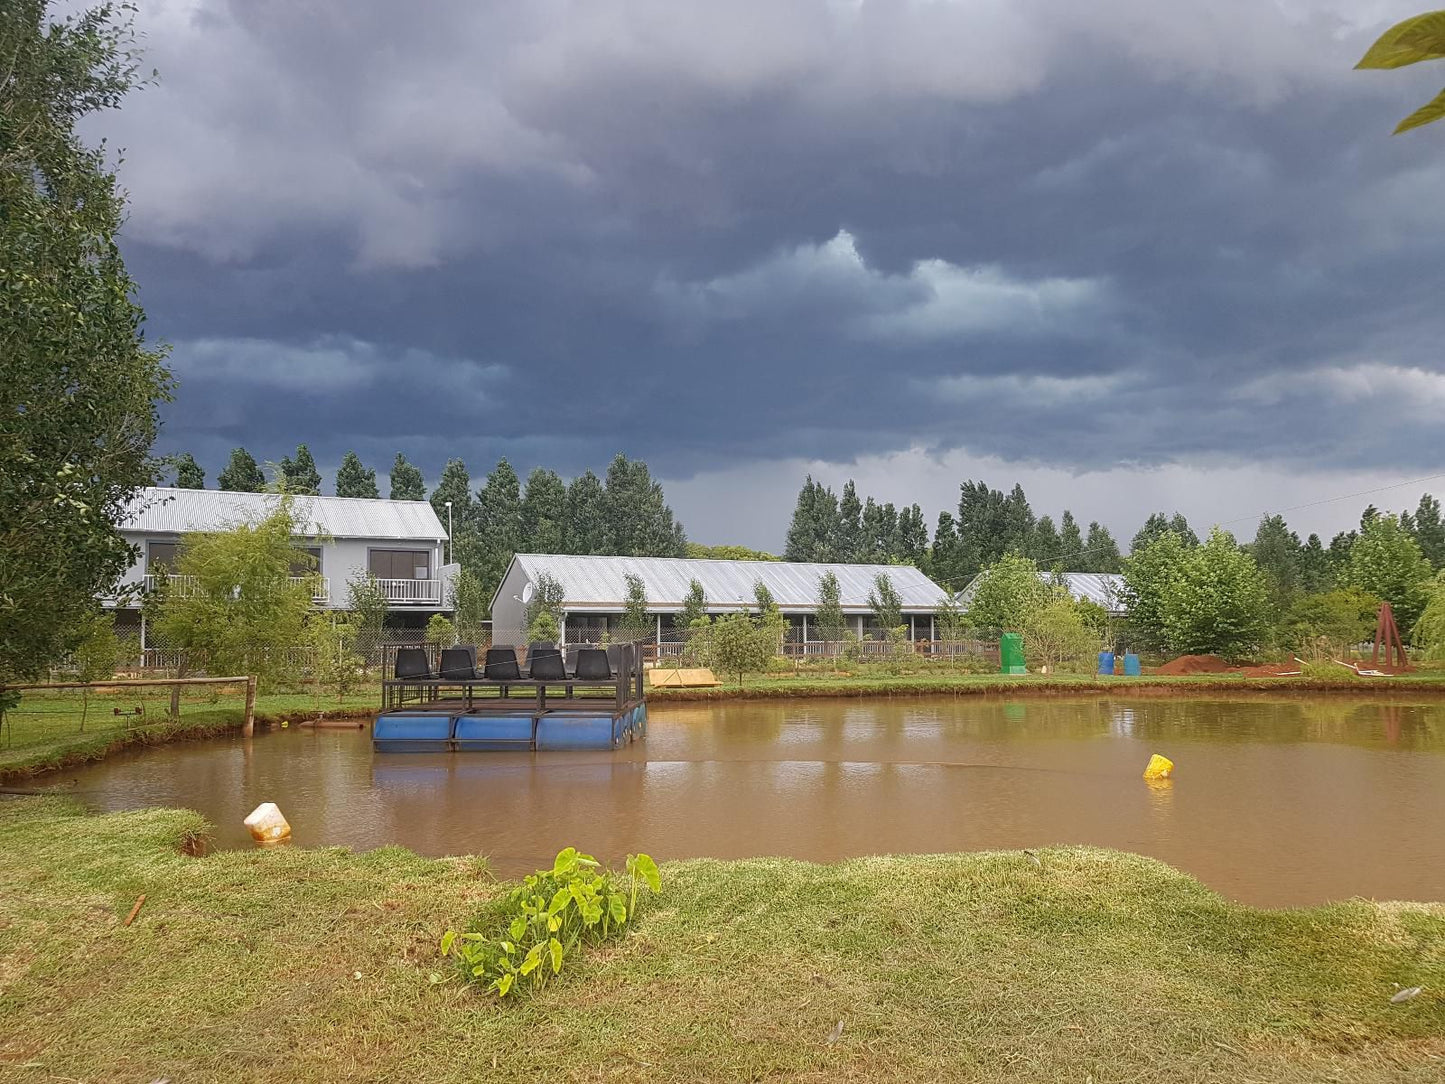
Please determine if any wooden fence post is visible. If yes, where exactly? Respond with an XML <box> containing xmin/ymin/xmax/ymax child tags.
<box><xmin>243</xmin><ymin>676</ymin><xmax>256</xmax><ymax>736</ymax></box>
<box><xmin>169</xmin><ymin>683</ymin><xmax>181</xmax><ymax>718</ymax></box>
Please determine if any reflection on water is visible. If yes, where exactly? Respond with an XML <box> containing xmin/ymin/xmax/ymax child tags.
<box><xmin>41</xmin><ymin>695</ymin><xmax>1445</xmax><ymax>907</ymax></box>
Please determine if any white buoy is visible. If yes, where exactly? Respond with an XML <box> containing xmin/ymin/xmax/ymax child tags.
<box><xmin>243</xmin><ymin>802</ymin><xmax>291</xmax><ymax>844</ymax></box>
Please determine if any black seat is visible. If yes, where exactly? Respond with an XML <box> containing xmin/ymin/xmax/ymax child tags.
<box><xmin>394</xmin><ymin>646</ymin><xmax>434</xmax><ymax>680</ymax></box>
<box><xmin>527</xmin><ymin>641</ymin><xmax>558</xmax><ymax>660</ymax></box>
<box><xmin>438</xmin><ymin>646</ymin><xmax>476</xmax><ymax>680</ymax></box>
<box><xmin>574</xmin><ymin>648</ymin><xmax>613</xmax><ymax>681</ymax></box>
<box><xmin>483</xmin><ymin>647</ymin><xmax>521</xmax><ymax>680</ymax></box>
<box><xmin>529</xmin><ymin>651</ymin><xmax>567</xmax><ymax>681</ymax></box>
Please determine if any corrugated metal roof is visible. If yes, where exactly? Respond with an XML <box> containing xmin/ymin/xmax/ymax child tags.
<box><xmin>119</xmin><ymin>487</ymin><xmax>447</xmax><ymax>541</ymax></box>
<box><xmin>957</xmin><ymin>571</ymin><xmax>1126</xmax><ymax>612</ymax></box>
<box><xmin>508</xmin><ymin>554</ymin><xmax>947</xmax><ymax>611</ymax></box>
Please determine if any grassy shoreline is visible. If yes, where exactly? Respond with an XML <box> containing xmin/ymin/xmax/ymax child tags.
<box><xmin>1</xmin><ymin>797</ymin><xmax>1442</xmax><ymax>1082</ymax></box>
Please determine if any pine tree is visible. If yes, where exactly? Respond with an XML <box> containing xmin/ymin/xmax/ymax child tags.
<box><xmin>896</xmin><ymin>504</ymin><xmax>929</xmax><ymax>567</ymax></box>
<box><xmin>784</xmin><ymin>476</ymin><xmax>841</xmax><ymax>562</ymax></box>
<box><xmin>564</xmin><ymin>470</ymin><xmax>607</xmax><ymax>553</ymax></box>
<box><xmin>521</xmin><ymin>467</ymin><xmax>568</xmax><ymax>554</ymax></box>
<box><xmin>173</xmin><ymin>453</ymin><xmax>205</xmax><ymax>489</ymax></box>
<box><xmin>1250</xmin><ymin>514</ymin><xmax>1303</xmax><ymax>611</ymax></box>
<box><xmin>859</xmin><ymin>497</ymin><xmax>886</xmax><ymax>562</ymax></box>
<box><xmin>1033</xmin><ymin>514</ymin><xmax>1062</xmax><ymax>567</ymax></box>
<box><xmin>601</xmin><ymin>454</ymin><xmax>687</xmax><ymax>557</ymax></box>
<box><xmin>1059</xmin><ymin>510</ymin><xmax>1084</xmax><ymax>563</ymax></box>
<box><xmin>430</xmin><ymin>458</ymin><xmax>474</xmax><ymax>528</ymax></box>
<box><xmin>1132</xmin><ymin>512</ymin><xmax>1196</xmax><ymax>553</ymax></box>
<box><xmin>1299</xmin><ymin>533</ymin><xmax>1333</xmax><ymax>593</ymax></box>
<box><xmin>837</xmin><ymin>481</ymin><xmax>862</xmax><ymax>562</ymax></box>
<box><xmin>476</xmin><ymin>458</ymin><xmax>523</xmax><ymax>600</ymax></box>
<box><xmin>218</xmin><ymin>447</ymin><xmax>266</xmax><ymax>492</ymax></box>
<box><xmin>1081</xmin><ymin>522</ymin><xmax>1122</xmax><ymax>573</ymax></box>
<box><xmin>1406</xmin><ymin>494</ymin><xmax>1445</xmax><ymax>570</ymax></box>
<box><xmin>278</xmin><ymin>444</ymin><xmax>321</xmax><ymax>495</ymax></box>
<box><xmin>389</xmin><ymin>453</ymin><xmax>426</xmax><ymax>500</ymax></box>
<box><xmin>956</xmin><ymin>480</ymin><xmax>1010</xmax><ymax>577</ymax></box>
<box><xmin>334</xmin><ymin>451</ymin><xmax>378</xmax><ymax>498</ymax></box>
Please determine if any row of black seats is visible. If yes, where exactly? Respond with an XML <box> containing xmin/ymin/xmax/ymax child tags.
<box><xmin>392</xmin><ymin>645</ymin><xmax>617</xmax><ymax>683</ymax></box>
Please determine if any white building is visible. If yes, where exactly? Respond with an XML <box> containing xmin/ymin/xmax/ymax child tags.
<box><xmin>489</xmin><ymin>553</ymin><xmax>950</xmax><ymax>644</ymax></box>
<box><xmin>110</xmin><ymin>487</ymin><xmax>453</xmax><ymax>642</ymax></box>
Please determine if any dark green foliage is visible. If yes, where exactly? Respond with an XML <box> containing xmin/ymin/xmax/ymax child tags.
<box><xmin>1402</xmin><ymin>493</ymin><xmax>1445</xmax><ymax>570</ymax></box>
<box><xmin>474</xmin><ymin>458</ymin><xmax>523</xmax><ymax>602</ymax></box>
<box><xmin>442</xmin><ymin>847</ymin><xmax>659</xmax><ymax>998</ymax></box>
<box><xmin>1059</xmin><ymin>511</ymin><xmax>1084</xmax><ymax>562</ymax></box>
<box><xmin>680</xmin><ymin>579</ymin><xmax>707</xmax><ymax>627</ymax></box>
<box><xmin>1282</xmin><ymin>587</ymin><xmax>1380</xmax><ymax>654</ymax></box>
<box><xmin>1250</xmin><ymin>514</ymin><xmax>1303</xmax><ymax>612</ymax></box>
<box><xmin>0</xmin><ymin>0</ymin><xmax>171</xmax><ymax>682</ymax></box>
<box><xmin>1132</xmin><ymin>512</ymin><xmax>1198</xmax><ymax>554</ymax></box>
<box><xmin>837</xmin><ymin>481</ymin><xmax>863</xmax><ymax>562</ymax></box>
<box><xmin>522</xmin><ymin>571</ymin><xmax>566</xmax><ymax>633</ymax></box>
<box><xmin>334</xmin><ymin>451</ymin><xmax>378</xmax><ymax>499</ymax></box>
<box><xmin>520</xmin><ymin>468</ymin><xmax>567</xmax><ymax>555</ymax></box>
<box><xmin>563</xmin><ymin>470</ymin><xmax>607</xmax><ymax>554</ymax></box>
<box><xmin>929</xmin><ymin>511</ymin><xmax>964</xmax><ymax>589</ymax></box>
<box><xmin>1124</xmin><ymin>529</ymin><xmax>1269</xmax><ymax>658</ymax></box>
<box><xmin>278</xmin><ymin>444</ymin><xmax>321</xmax><ymax>495</ymax></box>
<box><xmin>1344</xmin><ymin>514</ymin><xmax>1432</xmax><ymax>633</ymax></box>
<box><xmin>1298</xmin><ymin>533</ymin><xmax>1334</xmax><ymax>593</ymax></box>
<box><xmin>429</xmin><ymin>458</ymin><xmax>475</xmax><ymax>557</ymax></box>
<box><xmin>618</xmin><ymin>573</ymin><xmax>651</xmax><ymax>641</ymax></box>
<box><xmin>784</xmin><ymin>476</ymin><xmax>840</xmax><ymax>562</ymax></box>
<box><xmin>954</xmin><ymin>480</ymin><xmax>1036</xmax><ymax>579</ymax></box>
<box><xmin>388</xmin><ymin>453</ymin><xmax>426</xmax><ymax>501</ymax></box>
<box><xmin>218</xmin><ymin>447</ymin><xmax>265</xmax><ymax>492</ymax></box>
<box><xmin>1033</xmin><ymin>515</ymin><xmax>1062</xmax><ymax>566</ymax></box>
<box><xmin>1080</xmin><ymin>522</ymin><xmax>1122</xmax><ymax>573</ymax></box>
<box><xmin>896</xmin><ymin>504</ymin><xmax>929</xmax><ymax>565</ymax></box>
<box><xmin>172</xmin><ymin>453</ymin><xmax>205</xmax><ymax>489</ymax></box>
<box><xmin>752</xmin><ymin>580</ymin><xmax>779</xmax><ymax>621</ymax></box>
<box><xmin>867</xmin><ymin>572</ymin><xmax>903</xmax><ymax>632</ymax></box>
<box><xmin>602</xmin><ymin>454</ymin><xmax>687</xmax><ymax>557</ymax></box>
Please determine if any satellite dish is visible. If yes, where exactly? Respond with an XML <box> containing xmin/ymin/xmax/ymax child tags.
<box><xmin>520</xmin><ymin>582</ymin><xmax>535</xmax><ymax>604</ymax></box>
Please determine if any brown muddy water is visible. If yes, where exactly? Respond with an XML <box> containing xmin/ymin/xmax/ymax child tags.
<box><xmin>37</xmin><ymin>695</ymin><xmax>1445</xmax><ymax>907</ymax></box>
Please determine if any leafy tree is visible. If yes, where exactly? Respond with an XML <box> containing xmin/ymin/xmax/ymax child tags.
<box><xmin>1328</xmin><ymin>530</ymin><xmax>1357</xmax><ymax>577</ymax></box>
<box><xmin>425</xmin><ymin>613</ymin><xmax>457</xmax><ymax>648</ymax></box>
<box><xmin>1132</xmin><ymin>512</ymin><xmax>1197</xmax><ymax>553</ymax></box>
<box><xmin>218</xmin><ymin>447</ymin><xmax>266</xmax><ymax>492</ymax></box>
<box><xmin>388</xmin><ymin>453</ymin><xmax>426</xmax><ymax>501</ymax></box>
<box><xmin>965</xmin><ymin>553</ymin><xmax>1047</xmax><ymax>632</ymax></box>
<box><xmin>523</xmin><ymin>570</ymin><xmax>566</xmax><ymax>633</ymax></box>
<box><xmin>173</xmin><ymin>453</ymin><xmax>205</xmax><ymax>489</ymax></box>
<box><xmin>1121</xmin><ymin>531</ymin><xmax>1190</xmax><ymax>652</ymax></box>
<box><xmin>784</xmin><ymin>476</ymin><xmax>839</xmax><ymax>562</ymax></box>
<box><xmin>686</xmin><ymin>543</ymin><xmax>779</xmax><ymax>561</ymax></box>
<box><xmin>345</xmin><ymin>570</ymin><xmax>388</xmax><ymax>669</ymax></box>
<box><xmin>475</xmin><ymin>458</ymin><xmax>523</xmax><ymax>602</ymax></box>
<box><xmin>521</xmin><ymin>468</ymin><xmax>568</xmax><ymax>554</ymax></box>
<box><xmin>527</xmin><ymin>609</ymin><xmax>560</xmax><ymax>644</ymax></box>
<box><xmin>934</xmin><ymin>592</ymin><xmax>968</xmax><ymax>644</ymax></box>
<box><xmin>309</xmin><ymin>616</ymin><xmax>363</xmax><ymax>703</ymax></box>
<box><xmin>601</xmin><ymin>454</ymin><xmax>687</xmax><ymax>557</ymax></box>
<box><xmin>72</xmin><ymin>608</ymin><xmax>120</xmax><ymax>730</ymax></box>
<box><xmin>0</xmin><ymin>1</ymin><xmax>172</xmax><ymax>685</ymax></box>
<box><xmin>1058</xmin><ymin>511</ymin><xmax>1084</xmax><ymax>563</ymax></box>
<box><xmin>449</xmin><ymin>568</ymin><xmax>489</xmax><ymax>642</ymax></box>
<box><xmin>148</xmin><ymin>499</ymin><xmax>313</xmax><ymax>688</ymax></box>
<box><xmin>1403</xmin><ymin>493</ymin><xmax>1445</xmax><ymax>569</ymax></box>
<box><xmin>680</xmin><ymin>579</ymin><xmax>708</xmax><ymax>627</ymax></box>
<box><xmin>814</xmin><ymin>571</ymin><xmax>846</xmax><ymax>642</ymax></box>
<box><xmin>1410</xmin><ymin>572</ymin><xmax>1445</xmax><ymax>660</ymax></box>
<box><xmin>1023</xmin><ymin>598</ymin><xmax>1099</xmax><ymax>672</ymax></box>
<box><xmin>955</xmin><ymin>480</ymin><xmax>1034</xmax><ymax>579</ymax></box>
<box><xmin>836</xmin><ymin>481</ymin><xmax>863</xmax><ymax>562</ymax></box>
<box><xmin>563</xmin><ymin>470</ymin><xmax>607</xmax><ymax>554</ymax></box>
<box><xmin>1158</xmin><ymin>528</ymin><xmax>1270</xmax><ymax>658</ymax></box>
<box><xmin>867</xmin><ymin>572</ymin><xmax>903</xmax><ymax>633</ymax></box>
<box><xmin>1355</xmin><ymin>12</ymin><xmax>1445</xmax><ymax>133</ymax></box>
<box><xmin>278</xmin><ymin>444</ymin><xmax>322</xmax><ymax>495</ymax></box>
<box><xmin>752</xmin><ymin>580</ymin><xmax>780</xmax><ymax>621</ymax></box>
<box><xmin>707</xmin><ymin>612</ymin><xmax>775</xmax><ymax>687</ymax></box>
<box><xmin>928</xmin><ymin>511</ymin><xmax>965</xmax><ymax>589</ymax></box>
<box><xmin>1283</xmin><ymin>587</ymin><xmax>1381</xmax><ymax>656</ymax></box>
<box><xmin>1345</xmin><ymin>513</ymin><xmax>1432</xmax><ymax>633</ymax></box>
<box><xmin>1250</xmin><ymin>513</ymin><xmax>1303</xmax><ymax>612</ymax></box>
<box><xmin>334</xmin><ymin>451</ymin><xmax>378</xmax><ymax>499</ymax></box>
<box><xmin>618</xmin><ymin>573</ymin><xmax>651</xmax><ymax>641</ymax></box>
<box><xmin>1080</xmin><ymin>521</ymin><xmax>1122</xmax><ymax>573</ymax></box>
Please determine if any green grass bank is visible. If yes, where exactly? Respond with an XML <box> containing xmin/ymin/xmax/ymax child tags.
<box><xmin>1</xmin><ymin>798</ymin><xmax>1442</xmax><ymax>1082</ymax></box>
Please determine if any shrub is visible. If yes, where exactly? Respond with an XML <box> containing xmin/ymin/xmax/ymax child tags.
<box><xmin>442</xmin><ymin>848</ymin><xmax>659</xmax><ymax>997</ymax></box>
<box><xmin>426</xmin><ymin>614</ymin><xmax>457</xmax><ymax>647</ymax></box>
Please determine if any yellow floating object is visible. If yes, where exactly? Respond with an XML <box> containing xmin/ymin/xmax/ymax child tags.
<box><xmin>1142</xmin><ymin>754</ymin><xmax>1174</xmax><ymax>781</ymax></box>
<box><xmin>648</xmin><ymin>668</ymin><xmax>723</xmax><ymax>688</ymax></box>
<box><xmin>243</xmin><ymin>802</ymin><xmax>291</xmax><ymax>844</ymax></box>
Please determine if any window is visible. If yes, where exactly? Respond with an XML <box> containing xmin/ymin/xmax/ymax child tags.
<box><xmin>290</xmin><ymin>546</ymin><xmax>323</xmax><ymax>576</ymax></box>
<box><xmin>368</xmin><ymin>549</ymin><xmax>431</xmax><ymax>580</ymax></box>
<box><xmin>147</xmin><ymin>541</ymin><xmax>180</xmax><ymax>571</ymax></box>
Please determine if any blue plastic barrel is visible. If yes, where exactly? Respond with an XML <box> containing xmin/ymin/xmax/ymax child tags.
<box><xmin>1123</xmin><ymin>653</ymin><xmax>1141</xmax><ymax>677</ymax></box>
<box><xmin>1097</xmin><ymin>651</ymin><xmax>1115</xmax><ymax>676</ymax></box>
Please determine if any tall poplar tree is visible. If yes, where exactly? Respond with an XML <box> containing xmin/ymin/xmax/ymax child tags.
<box><xmin>563</xmin><ymin>469</ymin><xmax>607</xmax><ymax>554</ymax></box>
<box><xmin>172</xmin><ymin>453</ymin><xmax>205</xmax><ymax>489</ymax></box>
<box><xmin>388</xmin><ymin>453</ymin><xmax>425</xmax><ymax>501</ymax></box>
<box><xmin>1</xmin><ymin>0</ymin><xmax>172</xmax><ymax>681</ymax></box>
<box><xmin>521</xmin><ymin>467</ymin><xmax>568</xmax><ymax>554</ymax></box>
<box><xmin>334</xmin><ymin>451</ymin><xmax>378</xmax><ymax>498</ymax></box>
<box><xmin>218</xmin><ymin>447</ymin><xmax>265</xmax><ymax>492</ymax></box>
<box><xmin>278</xmin><ymin>443</ymin><xmax>321</xmax><ymax>495</ymax></box>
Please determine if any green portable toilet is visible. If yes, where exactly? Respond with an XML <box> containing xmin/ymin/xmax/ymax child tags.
<box><xmin>999</xmin><ymin>633</ymin><xmax>1027</xmax><ymax>675</ymax></box>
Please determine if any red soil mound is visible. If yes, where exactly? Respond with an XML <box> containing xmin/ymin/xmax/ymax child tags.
<box><xmin>1238</xmin><ymin>662</ymin><xmax>1302</xmax><ymax>677</ymax></box>
<box><xmin>1154</xmin><ymin>654</ymin><xmax>1232</xmax><ymax>675</ymax></box>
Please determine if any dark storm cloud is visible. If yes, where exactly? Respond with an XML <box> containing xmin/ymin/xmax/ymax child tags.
<box><xmin>96</xmin><ymin>0</ymin><xmax>1445</xmax><ymax>496</ymax></box>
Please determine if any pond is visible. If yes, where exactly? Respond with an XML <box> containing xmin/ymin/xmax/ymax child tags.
<box><xmin>37</xmin><ymin>695</ymin><xmax>1445</xmax><ymax>908</ymax></box>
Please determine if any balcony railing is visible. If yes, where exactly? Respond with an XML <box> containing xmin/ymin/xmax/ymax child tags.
<box><xmin>375</xmin><ymin>577</ymin><xmax>442</xmax><ymax>604</ymax></box>
<box><xmin>140</xmin><ymin>573</ymin><xmax>329</xmax><ymax>604</ymax></box>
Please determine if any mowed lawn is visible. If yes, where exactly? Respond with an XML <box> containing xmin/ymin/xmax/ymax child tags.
<box><xmin>1</xmin><ymin>798</ymin><xmax>1442</xmax><ymax>1082</ymax></box>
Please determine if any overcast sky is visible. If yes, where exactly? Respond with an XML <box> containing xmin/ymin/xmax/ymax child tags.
<box><xmin>92</xmin><ymin>0</ymin><xmax>1445</xmax><ymax>550</ymax></box>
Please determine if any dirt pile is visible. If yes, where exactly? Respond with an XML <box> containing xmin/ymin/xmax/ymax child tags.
<box><xmin>1237</xmin><ymin>662</ymin><xmax>1303</xmax><ymax>678</ymax></box>
<box><xmin>1153</xmin><ymin>654</ymin><xmax>1232</xmax><ymax>675</ymax></box>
